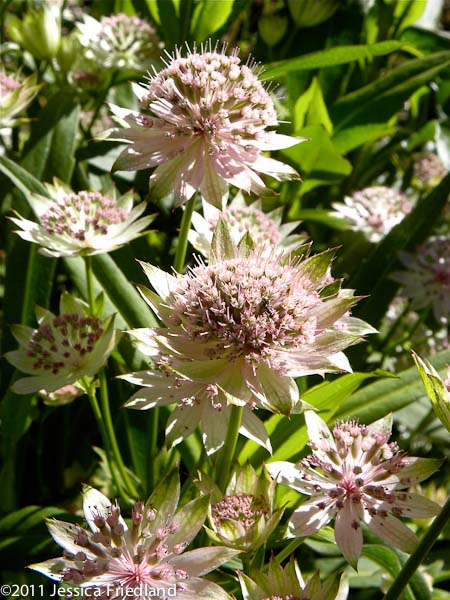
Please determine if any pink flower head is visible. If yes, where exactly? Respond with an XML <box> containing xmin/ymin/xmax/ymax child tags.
<box><xmin>122</xmin><ymin>223</ymin><xmax>375</xmax><ymax>453</ymax></box>
<box><xmin>29</xmin><ymin>472</ymin><xmax>237</xmax><ymax>599</ymax></box>
<box><xmin>413</xmin><ymin>153</ymin><xmax>447</xmax><ymax>189</ymax></box>
<box><xmin>391</xmin><ymin>236</ymin><xmax>450</xmax><ymax>324</ymax></box>
<box><xmin>10</xmin><ymin>178</ymin><xmax>155</xmax><ymax>257</ymax></box>
<box><xmin>0</xmin><ymin>71</ymin><xmax>42</xmax><ymax>128</ymax></box>
<box><xmin>332</xmin><ymin>186</ymin><xmax>412</xmax><ymax>243</ymax></box>
<box><xmin>267</xmin><ymin>412</ymin><xmax>441</xmax><ymax>567</ymax></box>
<box><xmin>106</xmin><ymin>42</ymin><xmax>303</xmax><ymax>207</ymax></box>
<box><xmin>189</xmin><ymin>193</ymin><xmax>306</xmax><ymax>258</ymax></box>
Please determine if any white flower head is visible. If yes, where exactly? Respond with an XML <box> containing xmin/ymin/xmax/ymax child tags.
<box><xmin>6</xmin><ymin>293</ymin><xmax>118</xmax><ymax>395</ymax></box>
<box><xmin>77</xmin><ymin>13</ymin><xmax>161</xmax><ymax>71</ymax></box>
<box><xmin>122</xmin><ymin>222</ymin><xmax>376</xmax><ymax>454</ymax></box>
<box><xmin>391</xmin><ymin>236</ymin><xmax>450</xmax><ymax>324</ymax></box>
<box><xmin>105</xmin><ymin>42</ymin><xmax>304</xmax><ymax>207</ymax></box>
<box><xmin>267</xmin><ymin>412</ymin><xmax>441</xmax><ymax>567</ymax></box>
<box><xmin>189</xmin><ymin>193</ymin><xmax>307</xmax><ymax>258</ymax></box>
<box><xmin>29</xmin><ymin>472</ymin><xmax>237</xmax><ymax>599</ymax></box>
<box><xmin>332</xmin><ymin>186</ymin><xmax>413</xmax><ymax>243</ymax></box>
<box><xmin>10</xmin><ymin>179</ymin><xmax>155</xmax><ymax>257</ymax></box>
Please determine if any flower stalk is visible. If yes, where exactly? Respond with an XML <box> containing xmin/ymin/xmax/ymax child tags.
<box><xmin>173</xmin><ymin>194</ymin><xmax>196</xmax><ymax>273</ymax></box>
<box><xmin>384</xmin><ymin>495</ymin><xmax>450</xmax><ymax>600</ymax></box>
<box><xmin>215</xmin><ymin>404</ymin><xmax>244</xmax><ymax>492</ymax></box>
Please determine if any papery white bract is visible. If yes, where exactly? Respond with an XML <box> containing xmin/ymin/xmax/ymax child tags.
<box><xmin>331</xmin><ymin>186</ymin><xmax>412</xmax><ymax>243</ymax></box>
<box><xmin>105</xmin><ymin>42</ymin><xmax>303</xmax><ymax>207</ymax></box>
<box><xmin>189</xmin><ymin>193</ymin><xmax>306</xmax><ymax>258</ymax></box>
<box><xmin>391</xmin><ymin>236</ymin><xmax>450</xmax><ymax>324</ymax></box>
<box><xmin>122</xmin><ymin>225</ymin><xmax>375</xmax><ymax>453</ymax></box>
<box><xmin>6</xmin><ymin>293</ymin><xmax>118</xmax><ymax>394</ymax></box>
<box><xmin>10</xmin><ymin>179</ymin><xmax>155</xmax><ymax>257</ymax></box>
<box><xmin>267</xmin><ymin>412</ymin><xmax>441</xmax><ymax>567</ymax></box>
<box><xmin>29</xmin><ymin>472</ymin><xmax>236</xmax><ymax>599</ymax></box>
<box><xmin>77</xmin><ymin>13</ymin><xmax>161</xmax><ymax>72</ymax></box>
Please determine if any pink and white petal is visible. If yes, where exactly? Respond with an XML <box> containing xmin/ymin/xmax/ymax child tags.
<box><xmin>200</xmin><ymin>158</ymin><xmax>229</xmax><ymax>209</ymax></box>
<box><xmin>166</xmin><ymin>404</ymin><xmax>201</xmax><ymax>448</ymax></box>
<box><xmin>46</xmin><ymin>519</ymin><xmax>93</xmax><ymax>556</ymax></box>
<box><xmin>251</xmin><ymin>154</ymin><xmax>300</xmax><ymax>181</ymax></box>
<box><xmin>150</xmin><ymin>155</ymin><xmax>192</xmax><ymax>202</ymax></box>
<box><xmin>387</xmin><ymin>493</ymin><xmax>441</xmax><ymax>519</ymax></box>
<box><xmin>82</xmin><ymin>486</ymin><xmax>128</xmax><ymax>533</ymax></box>
<box><xmin>250</xmin><ymin>132</ymin><xmax>307</xmax><ymax>151</ymax></box>
<box><xmin>334</xmin><ymin>503</ymin><xmax>363</xmax><ymax>567</ymax></box>
<box><xmin>171</xmin><ymin>547</ymin><xmax>239</xmax><ymax>576</ymax></box>
<box><xmin>12</xmin><ymin>374</ymin><xmax>72</xmax><ymax>394</ymax></box>
<box><xmin>180</xmin><ymin>578</ymin><xmax>233</xmax><ymax>600</ymax></box>
<box><xmin>327</xmin><ymin>352</ymin><xmax>353</xmax><ymax>373</ymax></box>
<box><xmin>138</xmin><ymin>261</ymin><xmax>179</xmax><ymax>300</ymax></box>
<box><xmin>123</xmin><ymin>386</ymin><xmax>177</xmax><ymax>410</ymax></box>
<box><xmin>254</xmin><ymin>364</ymin><xmax>299</xmax><ymax>414</ymax></box>
<box><xmin>383</xmin><ymin>457</ymin><xmax>443</xmax><ymax>488</ymax></box>
<box><xmin>304</xmin><ymin>411</ymin><xmax>337</xmax><ymax>454</ymax></box>
<box><xmin>240</xmin><ymin>408</ymin><xmax>272</xmax><ymax>453</ymax></box>
<box><xmin>266</xmin><ymin>461</ymin><xmax>317</xmax><ymax>495</ymax></box>
<box><xmin>28</xmin><ymin>558</ymin><xmax>67</xmax><ymax>581</ymax></box>
<box><xmin>364</xmin><ymin>511</ymin><xmax>418</xmax><ymax>554</ymax></box>
<box><xmin>201</xmin><ymin>402</ymin><xmax>229</xmax><ymax>455</ymax></box>
<box><xmin>289</xmin><ymin>497</ymin><xmax>335</xmax><ymax>537</ymax></box>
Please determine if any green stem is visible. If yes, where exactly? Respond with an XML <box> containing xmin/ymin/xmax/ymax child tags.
<box><xmin>147</xmin><ymin>405</ymin><xmax>159</xmax><ymax>489</ymax></box>
<box><xmin>99</xmin><ymin>370</ymin><xmax>139</xmax><ymax>499</ymax></box>
<box><xmin>173</xmin><ymin>195</ymin><xmax>196</xmax><ymax>273</ymax></box>
<box><xmin>216</xmin><ymin>405</ymin><xmax>244</xmax><ymax>492</ymax></box>
<box><xmin>276</xmin><ymin>538</ymin><xmax>303</xmax><ymax>563</ymax></box>
<box><xmin>84</xmin><ymin>255</ymin><xmax>95</xmax><ymax>312</ymax></box>
<box><xmin>384</xmin><ymin>496</ymin><xmax>450</xmax><ymax>600</ymax></box>
<box><xmin>84</xmin><ymin>379</ymin><xmax>126</xmax><ymax>501</ymax></box>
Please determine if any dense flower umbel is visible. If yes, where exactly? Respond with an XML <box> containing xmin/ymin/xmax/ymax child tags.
<box><xmin>189</xmin><ymin>193</ymin><xmax>306</xmax><ymax>258</ymax></box>
<box><xmin>331</xmin><ymin>186</ymin><xmax>412</xmax><ymax>243</ymax></box>
<box><xmin>6</xmin><ymin>293</ymin><xmax>118</xmax><ymax>395</ymax></box>
<box><xmin>238</xmin><ymin>557</ymin><xmax>342</xmax><ymax>600</ymax></box>
<box><xmin>122</xmin><ymin>224</ymin><xmax>375</xmax><ymax>452</ymax></box>
<box><xmin>413</xmin><ymin>153</ymin><xmax>447</xmax><ymax>189</ymax></box>
<box><xmin>10</xmin><ymin>179</ymin><xmax>155</xmax><ymax>257</ymax></box>
<box><xmin>105</xmin><ymin>42</ymin><xmax>302</xmax><ymax>207</ymax></box>
<box><xmin>197</xmin><ymin>464</ymin><xmax>283</xmax><ymax>551</ymax></box>
<box><xmin>77</xmin><ymin>13</ymin><xmax>161</xmax><ymax>71</ymax></box>
<box><xmin>391</xmin><ymin>236</ymin><xmax>450</xmax><ymax>324</ymax></box>
<box><xmin>267</xmin><ymin>412</ymin><xmax>441</xmax><ymax>567</ymax></box>
<box><xmin>0</xmin><ymin>71</ymin><xmax>42</xmax><ymax>128</ymax></box>
<box><xmin>29</xmin><ymin>473</ymin><xmax>237</xmax><ymax>599</ymax></box>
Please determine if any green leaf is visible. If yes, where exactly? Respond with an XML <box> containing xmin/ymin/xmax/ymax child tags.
<box><xmin>0</xmin><ymin>155</ymin><xmax>49</xmax><ymax>198</ymax></box>
<box><xmin>239</xmin><ymin>372</ymin><xmax>377</xmax><ymax>466</ymax></box>
<box><xmin>294</xmin><ymin>77</ymin><xmax>333</xmax><ymax>134</ymax></box>
<box><xmin>282</xmin><ymin>125</ymin><xmax>352</xmax><ymax>194</ymax></box>
<box><xmin>331</xmin><ymin>51</ymin><xmax>450</xmax><ymax>132</ymax></box>
<box><xmin>292</xmin><ymin>209</ymin><xmax>349</xmax><ymax>230</ymax></box>
<box><xmin>362</xmin><ymin>546</ymin><xmax>415</xmax><ymax>600</ymax></box>
<box><xmin>336</xmin><ymin>349</ymin><xmax>450</xmax><ymax>423</ymax></box>
<box><xmin>351</xmin><ymin>173</ymin><xmax>450</xmax><ymax>327</ymax></box>
<box><xmin>191</xmin><ymin>0</ymin><xmax>235</xmax><ymax>41</ymax></box>
<box><xmin>263</xmin><ymin>41</ymin><xmax>408</xmax><ymax>79</ymax></box>
<box><xmin>412</xmin><ymin>352</ymin><xmax>450</xmax><ymax>434</ymax></box>
<box><xmin>332</xmin><ymin>123</ymin><xmax>395</xmax><ymax>154</ymax></box>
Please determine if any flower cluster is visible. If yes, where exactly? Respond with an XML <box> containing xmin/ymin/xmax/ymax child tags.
<box><xmin>332</xmin><ymin>186</ymin><xmax>412</xmax><ymax>243</ymax></box>
<box><xmin>122</xmin><ymin>224</ymin><xmax>375</xmax><ymax>453</ymax></box>
<box><xmin>30</xmin><ymin>472</ymin><xmax>237</xmax><ymax>599</ymax></box>
<box><xmin>413</xmin><ymin>153</ymin><xmax>447</xmax><ymax>189</ymax></box>
<box><xmin>10</xmin><ymin>179</ymin><xmax>154</xmax><ymax>257</ymax></box>
<box><xmin>391</xmin><ymin>236</ymin><xmax>450</xmax><ymax>323</ymax></box>
<box><xmin>267</xmin><ymin>412</ymin><xmax>441</xmax><ymax>566</ymax></box>
<box><xmin>189</xmin><ymin>194</ymin><xmax>306</xmax><ymax>258</ymax></box>
<box><xmin>77</xmin><ymin>13</ymin><xmax>161</xmax><ymax>71</ymax></box>
<box><xmin>0</xmin><ymin>71</ymin><xmax>41</xmax><ymax>128</ymax></box>
<box><xmin>105</xmin><ymin>42</ymin><xmax>302</xmax><ymax>206</ymax></box>
<box><xmin>6</xmin><ymin>293</ymin><xmax>118</xmax><ymax>394</ymax></box>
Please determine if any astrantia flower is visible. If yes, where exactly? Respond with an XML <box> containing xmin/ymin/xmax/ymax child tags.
<box><xmin>267</xmin><ymin>412</ymin><xmax>441</xmax><ymax>567</ymax></box>
<box><xmin>77</xmin><ymin>13</ymin><xmax>161</xmax><ymax>72</ymax></box>
<box><xmin>29</xmin><ymin>472</ymin><xmax>237</xmax><ymax>599</ymax></box>
<box><xmin>105</xmin><ymin>43</ymin><xmax>302</xmax><ymax>207</ymax></box>
<box><xmin>413</xmin><ymin>153</ymin><xmax>447</xmax><ymax>189</ymax></box>
<box><xmin>38</xmin><ymin>383</ymin><xmax>84</xmax><ymax>406</ymax></box>
<box><xmin>197</xmin><ymin>463</ymin><xmax>283</xmax><ymax>551</ymax></box>
<box><xmin>6</xmin><ymin>293</ymin><xmax>118</xmax><ymax>394</ymax></box>
<box><xmin>238</xmin><ymin>557</ymin><xmax>341</xmax><ymax>600</ymax></box>
<box><xmin>189</xmin><ymin>193</ymin><xmax>306</xmax><ymax>258</ymax></box>
<box><xmin>0</xmin><ymin>71</ymin><xmax>41</xmax><ymax>128</ymax></box>
<box><xmin>331</xmin><ymin>186</ymin><xmax>412</xmax><ymax>243</ymax></box>
<box><xmin>391</xmin><ymin>236</ymin><xmax>450</xmax><ymax>323</ymax></box>
<box><xmin>10</xmin><ymin>179</ymin><xmax>155</xmax><ymax>257</ymax></box>
<box><xmin>122</xmin><ymin>223</ymin><xmax>375</xmax><ymax>452</ymax></box>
